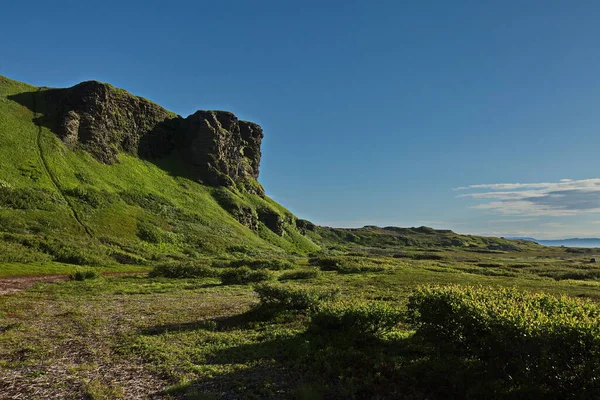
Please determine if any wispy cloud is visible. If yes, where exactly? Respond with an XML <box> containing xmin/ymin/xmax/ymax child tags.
<box><xmin>488</xmin><ymin>218</ymin><xmax>537</xmax><ymax>223</ymax></box>
<box><xmin>455</xmin><ymin>178</ymin><xmax>600</xmax><ymax>216</ymax></box>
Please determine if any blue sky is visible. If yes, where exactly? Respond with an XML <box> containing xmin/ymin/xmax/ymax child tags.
<box><xmin>2</xmin><ymin>1</ymin><xmax>600</xmax><ymax>239</ymax></box>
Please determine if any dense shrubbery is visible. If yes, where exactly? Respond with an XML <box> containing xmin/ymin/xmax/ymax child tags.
<box><xmin>64</xmin><ymin>186</ymin><xmax>116</xmax><ymax>208</ymax></box>
<box><xmin>217</xmin><ymin>258</ymin><xmax>295</xmax><ymax>271</ymax></box>
<box><xmin>310</xmin><ymin>256</ymin><xmax>385</xmax><ymax>273</ymax></box>
<box><xmin>136</xmin><ymin>221</ymin><xmax>163</xmax><ymax>244</ymax></box>
<box><xmin>0</xmin><ymin>187</ymin><xmax>64</xmax><ymax>210</ymax></box>
<box><xmin>411</xmin><ymin>253</ymin><xmax>444</xmax><ymax>261</ymax></box>
<box><xmin>278</xmin><ymin>269</ymin><xmax>319</xmax><ymax>281</ymax></box>
<box><xmin>407</xmin><ymin>285</ymin><xmax>600</xmax><ymax>396</ymax></box>
<box><xmin>311</xmin><ymin>301</ymin><xmax>404</xmax><ymax>338</ymax></box>
<box><xmin>38</xmin><ymin>239</ymin><xmax>105</xmax><ymax>265</ymax></box>
<box><xmin>220</xmin><ymin>267</ymin><xmax>272</xmax><ymax>285</ymax></box>
<box><xmin>0</xmin><ymin>240</ymin><xmax>52</xmax><ymax>263</ymax></box>
<box><xmin>254</xmin><ymin>283</ymin><xmax>338</xmax><ymax>312</ymax></box>
<box><xmin>69</xmin><ymin>269</ymin><xmax>100</xmax><ymax>281</ymax></box>
<box><xmin>149</xmin><ymin>262</ymin><xmax>219</xmax><ymax>278</ymax></box>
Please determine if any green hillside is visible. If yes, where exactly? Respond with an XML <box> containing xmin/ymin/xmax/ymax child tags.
<box><xmin>0</xmin><ymin>75</ymin><xmax>546</xmax><ymax>276</ymax></box>
<box><xmin>0</xmin><ymin>76</ymin><xmax>319</xmax><ymax>275</ymax></box>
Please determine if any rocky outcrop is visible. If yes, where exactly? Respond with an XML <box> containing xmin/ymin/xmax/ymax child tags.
<box><xmin>46</xmin><ymin>81</ymin><xmax>264</xmax><ymax>189</ymax></box>
<box><xmin>180</xmin><ymin>111</ymin><xmax>263</xmax><ymax>187</ymax></box>
<box><xmin>50</xmin><ymin>81</ymin><xmax>178</xmax><ymax>164</ymax></box>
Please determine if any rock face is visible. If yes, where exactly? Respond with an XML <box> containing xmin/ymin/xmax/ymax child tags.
<box><xmin>47</xmin><ymin>81</ymin><xmax>264</xmax><ymax>188</ymax></box>
<box><xmin>51</xmin><ymin>81</ymin><xmax>178</xmax><ymax>164</ymax></box>
<box><xmin>181</xmin><ymin>110</ymin><xmax>263</xmax><ymax>187</ymax></box>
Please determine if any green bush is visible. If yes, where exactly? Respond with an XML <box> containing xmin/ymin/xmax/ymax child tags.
<box><xmin>311</xmin><ymin>301</ymin><xmax>404</xmax><ymax>337</ymax></box>
<box><xmin>278</xmin><ymin>269</ymin><xmax>319</xmax><ymax>281</ymax></box>
<box><xmin>254</xmin><ymin>283</ymin><xmax>338</xmax><ymax>312</ymax></box>
<box><xmin>64</xmin><ymin>186</ymin><xmax>115</xmax><ymax>208</ymax></box>
<box><xmin>149</xmin><ymin>262</ymin><xmax>219</xmax><ymax>278</ymax></box>
<box><xmin>309</xmin><ymin>256</ymin><xmax>385</xmax><ymax>274</ymax></box>
<box><xmin>411</xmin><ymin>253</ymin><xmax>444</xmax><ymax>261</ymax></box>
<box><xmin>0</xmin><ymin>241</ymin><xmax>52</xmax><ymax>263</ymax></box>
<box><xmin>69</xmin><ymin>269</ymin><xmax>100</xmax><ymax>281</ymax></box>
<box><xmin>0</xmin><ymin>187</ymin><xmax>64</xmax><ymax>210</ymax></box>
<box><xmin>407</xmin><ymin>285</ymin><xmax>600</xmax><ymax>396</ymax></box>
<box><xmin>219</xmin><ymin>258</ymin><xmax>295</xmax><ymax>271</ymax></box>
<box><xmin>37</xmin><ymin>239</ymin><xmax>105</xmax><ymax>266</ymax></box>
<box><xmin>136</xmin><ymin>221</ymin><xmax>162</xmax><ymax>244</ymax></box>
<box><xmin>220</xmin><ymin>267</ymin><xmax>272</xmax><ymax>285</ymax></box>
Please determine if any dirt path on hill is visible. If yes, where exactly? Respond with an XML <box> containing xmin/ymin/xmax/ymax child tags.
<box><xmin>0</xmin><ymin>272</ymin><xmax>144</xmax><ymax>296</ymax></box>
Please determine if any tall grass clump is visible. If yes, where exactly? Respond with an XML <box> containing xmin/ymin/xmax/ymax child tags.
<box><xmin>220</xmin><ymin>267</ymin><xmax>272</xmax><ymax>285</ymax></box>
<box><xmin>254</xmin><ymin>283</ymin><xmax>339</xmax><ymax>312</ymax></box>
<box><xmin>149</xmin><ymin>262</ymin><xmax>219</xmax><ymax>278</ymax></box>
<box><xmin>216</xmin><ymin>258</ymin><xmax>295</xmax><ymax>271</ymax></box>
<box><xmin>407</xmin><ymin>285</ymin><xmax>600</xmax><ymax>396</ymax></box>
<box><xmin>309</xmin><ymin>256</ymin><xmax>385</xmax><ymax>274</ymax></box>
<box><xmin>278</xmin><ymin>269</ymin><xmax>319</xmax><ymax>281</ymax></box>
<box><xmin>310</xmin><ymin>301</ymin><xmax>404</xmax><ymax>338</ymax></box>
<box><xmin>69</xmin><ymin>269</ymin><xmax>100</xmax><ymax>281</ymax></box>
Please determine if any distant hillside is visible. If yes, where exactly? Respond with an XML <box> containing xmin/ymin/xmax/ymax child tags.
<box><xmin>510</xmin><ymin>237</ymin><xmax>600</xmax><ymax>248</ymax></box>
<box><xmin>311</xmin><ymin>225</ymin><xmax>543</xmax><ymax>254</ymax></box>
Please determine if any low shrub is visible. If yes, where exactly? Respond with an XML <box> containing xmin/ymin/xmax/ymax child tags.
<box><xmin>310</xmin><ymin>301</ymin><xmax>404</xmax><ymax>337</ymax></box>
<box><xmin>220</xmin><ymin>267</ymin><xmax>272</xmax><ymax>285</ymax></box>
<box><xmin>476</xmin><ymin>262</ymin><xmax>503</xmax><ymax>268</ymax></box>
<box><xmin>64</xmin><ymin>186</ymin><xmax>115</xmax><ymax>208</ymax></box>
<box><xmin>38</xmin><ymin>240</ymin><xmax>105</xmax><ymax>265</ymax></box>
<box><xmin>407</xmin><ymin>285</ymin><xmax>600</xmax><ymax>396</ymax></box>
<box><xmin>411</xmin><ymin>253</ymin><xmax>444</xmax><ymax>261</ymax></box>
<box><xmin>254</xmin><ymin>283</ymin><xmax>339</xmax><ymax>312</ymax></box>
<box><xmin>309</xmin><ymin>256</ymin><xmax>385</xmax><ymax>274</ymax></box>
<box><xmin>278</xmin><ymin>269</ymin><xmax>320</xmax><ymax>281</ymax></box>
<box><xmin>69</xmin><ymin>269</ymin><xmax>100</xmax><ymax>281</ymax></box>
<box><xmin>0</xmin><ymin>241</ymin><xmax>52</xmax><ymax>263</ymax></box>
<box><xmin>0</xmin><ymin>187</ymin><xmax>64</xmax><ymax>210</ymax></box>
<box><xmin>220</xmin><ymin>258</ymin><xmax>295</xmax><ymax>271</ymax></box>
<box><xmin>136</xmin><ymin>221</ymin><xmax>162</xmax><ymax>244</ymax></box>
<box><xmin>149</xmin><ymin>262</ymin><xmax>219</xmax><ymax>278</ymax></box>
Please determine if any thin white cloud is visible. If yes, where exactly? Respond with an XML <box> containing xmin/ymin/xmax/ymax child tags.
<box><xmin>488</xmin><ymin>218</ymin><xmax>537</xmax><ymax>223</ymax></box>
<box><xmin>456</xmin><ymin>178</ymin><xmax>600</xmax><ymax>217</ymax></box>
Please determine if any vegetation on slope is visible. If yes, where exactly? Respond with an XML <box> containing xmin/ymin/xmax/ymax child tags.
<box><xmin>0</xmin><ymin>75</ymin><xmax>318</xmax><ymax>276</ymax></box>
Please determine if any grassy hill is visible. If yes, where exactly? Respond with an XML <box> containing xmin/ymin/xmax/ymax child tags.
<box><xmin>0</xmin><ymin>75</ymin><xmax>548</xmax><ymax>276</ymax></box>
<box><xmin>0</xmin><ymin>75</ymin><xmax>319</xmax><ymax>275</ymax></box>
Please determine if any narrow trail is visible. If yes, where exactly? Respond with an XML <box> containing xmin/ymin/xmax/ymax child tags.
<box><xmin>32</xmin><ymin>89</ymin><xmax>93</xmax><ymax>237</ymax></box>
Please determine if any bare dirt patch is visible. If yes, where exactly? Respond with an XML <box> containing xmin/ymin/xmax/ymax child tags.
<box><xmin>0</xmin><ymin>275</ymin><xmax>68</xmax><ymax>296</ymax></box>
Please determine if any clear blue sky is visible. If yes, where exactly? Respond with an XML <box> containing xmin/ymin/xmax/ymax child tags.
<box><xmin>2</xmin><ymin>1</ymin><xmax>600</xmax><ymax>239</ymax></box>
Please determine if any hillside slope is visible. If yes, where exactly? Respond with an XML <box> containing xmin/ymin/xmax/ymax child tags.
<box><xmin>0</xmin><ymin>76</ymin><xmax>319</xmax><ymax>273</ymax></box>
<box><xmin>0</xmin><ymin>76</ymin><xmax>541</xmax><ymax>275</ymax></box>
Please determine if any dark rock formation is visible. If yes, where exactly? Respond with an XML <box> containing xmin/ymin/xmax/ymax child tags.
<box><xmin>296</xmin><ymin>219</ymin><xmax>316</xmax><ymax>234</ymax></box>
<box><xmin>49</xmin><ymin>81</ymin><xmax>178</xmax><ymax>164</ymax></box>
<box><xmin>258</xmin><ymin>208</ymin><xmax>287</xmax><ymax>236</ymax></box>
<box><xmin>45</xmin><ymin>81</ymin><xmax>264</xmax><ymax>189</ymax></box>
<box><xmin>180</xmin><ymin>110</ymin><xmax>263</xmax><ymax>187</ymax></box>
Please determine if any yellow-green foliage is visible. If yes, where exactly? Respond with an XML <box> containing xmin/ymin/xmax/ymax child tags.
<box><xmin>408</xmin><ymin>285</ymin><xmax>600</xmax><ymax>395</ymax></box>
<box><xmin>311</xmin><ymin>300</ymin><xmax>404</xmax><ymax>337</ymax></box>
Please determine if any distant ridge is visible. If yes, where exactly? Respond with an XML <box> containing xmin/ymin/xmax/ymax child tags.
<box><xmin>509</xmin><ymin>237</ymin><xmax>600</xmax><ymax>248</ymax></box>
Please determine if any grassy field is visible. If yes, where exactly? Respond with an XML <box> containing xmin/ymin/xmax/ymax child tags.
<box><xmin>2</xmin><ymin>248</ymin><xmax>600</xmax><ymax>399</ymax></box>
<box><xmin>3</xmin><ymin>75</ymin><xmax>600</xmax><ymax>399</ymax></box>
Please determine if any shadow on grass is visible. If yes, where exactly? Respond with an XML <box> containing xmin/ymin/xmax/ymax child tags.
<box><xmin>142</xmin><ymin>310</ymin><xmax>485</xmax><ymax>399</ymax></box>
<box><xmin>140</xmin><ymin>307</ymin><xmax>276</xmax><ymax>336</ymax></box>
